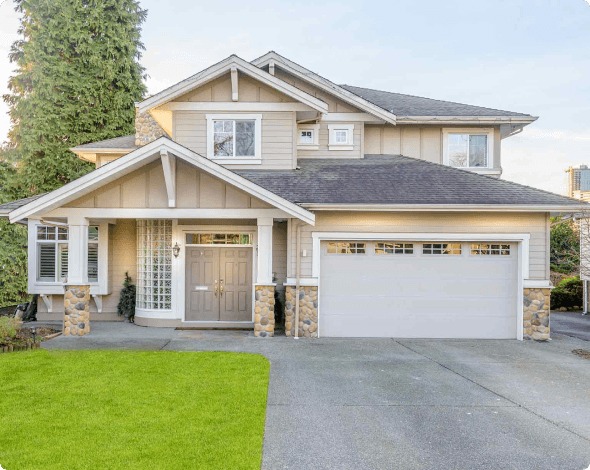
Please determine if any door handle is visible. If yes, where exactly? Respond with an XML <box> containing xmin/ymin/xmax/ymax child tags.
<box><xmin>214</xmin><ymin>280</ymin><xmax>218</xmax><ymax>297</ymax></box>
<box><xmin>220</xmin><ymin>279</ymin><xmax>224</xmax><ymax>297</ymax></box>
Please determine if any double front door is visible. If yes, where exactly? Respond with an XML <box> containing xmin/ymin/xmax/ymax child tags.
<box><xmin>185</xmin><ymin>247</ymin><xmax>253</xmax><ymax>321</ymax></box>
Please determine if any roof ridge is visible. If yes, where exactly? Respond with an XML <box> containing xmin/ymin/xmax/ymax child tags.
<box><xmin>341</xmin><ymin>84</ymin><xmax>532</xmax><ymax>117</ymax></box>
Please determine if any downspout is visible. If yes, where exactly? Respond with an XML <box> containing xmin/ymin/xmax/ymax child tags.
<box><xmin>294</xmin><ymin>221</ymin><xmax>302</xmax><ymax>339</ymax></box>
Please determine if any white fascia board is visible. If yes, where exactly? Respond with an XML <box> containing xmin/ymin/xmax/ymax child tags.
<box><xmin>252</xmin><ymin>52</ymin><xmax>397</xmax><ymax>125</ymax></box>
<box><xmin>396</xmin><ymin>116</ymin><xmax>538</xmax><ymax>125</ymax></box>
<box><xmin>159</xmin><ymin>102</ymin><xmax>316</xmax><ymax>112</ymax></box>
<box><xmin>137</xmin><ymin>55</ymin><xmax>328</xmax><ymax>115</ymax></box>
<box><xmin>10</xmin><ymin>137</ymin><xmax>315</xmax><ymax>225</ymax></box>
<box><xmin>298</xmin><ymin>204</ymin><xmax>588</xmax><ymax>212</ymax></box>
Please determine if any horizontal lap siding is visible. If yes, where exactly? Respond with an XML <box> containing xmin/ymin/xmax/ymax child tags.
<box><xmin>174</xmin><ymin>111</ymin><xmax>295</xmax><ymax>170</ymax></box>
<box><xmin>289</xmin><ymin>212</ymin><xmax>549</xmax><ymax>280</ymax></box>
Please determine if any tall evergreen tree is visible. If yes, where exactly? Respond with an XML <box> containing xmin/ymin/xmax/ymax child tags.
<box><xmin>3</xmin><ymin>0</ymin><xmax>147</xmax><ymax>197</ymax></box>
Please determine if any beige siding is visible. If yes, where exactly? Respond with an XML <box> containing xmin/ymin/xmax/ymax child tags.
<box><xmin>297</xmin><ymin>121</ymin><xmax>363</xmax><ymax>159</ymax></box>
<box><xmin>288</xmin><ymin>212</ymin><xmax>549</xmax><ymax>281</ymax></box>
<box><xmin>65</xmin><ymin>159</ymin><xmax>272</xmax><ymax>210</ymax></box>
<box><xmin>364</xmin><ymin>125</ymin><xmax>502</xmax><ymax>169</ymax></box>
<box><xmin>173</xmin><ymin>110</ymin><xmax>295</xmax><ymax>170</ymax></box>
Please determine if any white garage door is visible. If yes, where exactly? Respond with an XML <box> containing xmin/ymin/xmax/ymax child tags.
<box><xmin>319</xmin><ymin>241</ymin><xmax>518</xmax><ymax>339</ymax></box>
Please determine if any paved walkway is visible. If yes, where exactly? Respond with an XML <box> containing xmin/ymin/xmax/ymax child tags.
<box><xmin>551</xmin><ymin>310</ymin><xmax>590</xmax><ymax>341</ymax></box>
<box><xmin>42</xmin><ymin>323</ymin><xmax>590</xmax><ymax>470</ymax></box>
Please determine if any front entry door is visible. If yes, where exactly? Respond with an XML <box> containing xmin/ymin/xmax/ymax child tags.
<box><xmin>185</xmin><ymin>247</ymin><xmax>252</xmax><ymax>322</ymax></box>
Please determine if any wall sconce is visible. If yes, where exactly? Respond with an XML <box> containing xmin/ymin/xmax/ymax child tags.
<box><xmin>173</xmin><ymin>242</ymin><xmax>181</xmax><ymax>258</ymax></box>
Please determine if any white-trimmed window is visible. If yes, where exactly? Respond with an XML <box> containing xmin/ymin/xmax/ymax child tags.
<box><xmin>185</xmin><ymin>233</ymin><xmax>252</xmax><ymax>245</ymax></box>
<box><xmin>443</xmin><ymin>128</ymin><xmax>494</xmax><ymax>169</ymax></box>
<box><xmin>36</xmin><ymin>225</ymin><xmax>99</xmax><ymax>283</ymax></box>
<box><xmin>327</xmin><ymin>242</ymin><xmax>366</xmax><ymax>254</ymax></box>
<box><xmin>328</xmin><ymin>123</ymin><xmax>354</xmax><ymax>150</ymax></box>
<box><xmin>297</xmin><ymin>123</ymin><xmax>320</xmax><ymax>150</ymax></box>
<box><xmin>375</xmin><ymin>242</ymin><xmax>414</xmax><ymax>254</ymax></box>
<box><xmin>137</xmin><ymin>220</ymin><xmax>172</xmax><ymax>310</ymax></box>
<box><xmin>206</xmin><ymin>114</ymin><xmax>262</xmax><ymax>163</ymax></box>
<box><xmin>470</xmin><ymin>243</ymin><xmax>511</xmax><ymax>256</ymax></box>
<box><xmin>423</xmin><ymin>243</ymin><xmax>462</xmax><ymax>255</ymax></box>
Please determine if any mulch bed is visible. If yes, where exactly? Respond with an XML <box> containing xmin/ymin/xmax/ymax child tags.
<box><xmin>0</xmin><ymin>325</ymin><xmax>61</xmax><ymax>352</ymax></box>
<box><xmin>572</xmin><ymin>349</ymin><xmax>590</xmax><ymax>360</ymax></box>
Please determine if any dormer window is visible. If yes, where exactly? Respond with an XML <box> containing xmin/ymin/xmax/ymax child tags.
<box><xmin>442</xmin><ymin>128</ymin><xmax>494</xmax><ymax>171</ymax></box>
<box><xmin>297</xmin><ymin>123</ymin><xmax>320</xmax><ymax>150</ymax></box>
<box><xmin>328</xmin><ymin>123</ymin><xmax>354</xmax><ymax>150</ymax></box>
<box><xmin>206</xmin><ymin>114</ymin><xmax>262</xmax><ymax>164</ymax></box>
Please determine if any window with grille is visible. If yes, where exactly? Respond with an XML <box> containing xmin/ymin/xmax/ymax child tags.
<box><xmin>375</xmin><ymin>242</ymin><xmax>414</xmax><ymax>254</ymax></box>
<box><xmin>137</xmin><ymin>220</ymin><xmax>172</xmax><ymax>310</ymax></box>
<box><xmin>422</xmin><ymin>243</ymin><xmax>462</xmax><ymax>255</ymax></box>
<box><xmin>470</xmin><ymin>243</ymin><xmax>511</xmax><ymax>256</ymax></box>
<box><xmin>326</xmin><ymin>242</ymin><xmax>366</xmax><ymax>254</ymax></box>
<box><xmin>185</xmin><ymin>233</ymin><xmax>252</xmax><ymax>245</ymax></box>
<box><xmin>36</xmin><ymin>225</ymin><xmax>99</xmax><ymax>282</ymax></box>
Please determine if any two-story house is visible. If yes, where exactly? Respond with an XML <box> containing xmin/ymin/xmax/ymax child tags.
<box><xmin>1</xmin><ymin>52</ymin><xmax>583</xmax><ymax>340</ymax></box>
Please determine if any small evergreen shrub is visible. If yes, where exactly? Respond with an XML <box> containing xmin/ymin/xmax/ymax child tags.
<box><xmin>117</xmin><ymin>273</ymin><xmax>136</xmax><ymax>322</ymax></box>
<box><xmin>550</xmin><ymin>276</ymin><xmax>583</xmax><ymax>310</ymax></box>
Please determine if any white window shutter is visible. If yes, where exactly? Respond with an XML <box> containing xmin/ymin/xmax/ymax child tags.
<box><xmin>58</xmin><ymin>244</ymin><xmax>68</xmax><ymax>282</ymax></box>
<box><xmin>38</xmin><ymin>244</ymin><xmax>56</xmax><ymax>281</ymax></box>
<box><xmin>88</xmin><ymin>244</ymin><xmax>98</xmax><ymax>282</ymax></box>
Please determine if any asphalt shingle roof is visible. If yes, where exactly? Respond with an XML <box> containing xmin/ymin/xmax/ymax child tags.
<box><xmin>0</xmin><ymin>194</ymin><xmax>46</xmax><ymax>214</ymax></box>
<box><xmin>235</xmin><ymin>155</ymin><xmax>581</xmax><ymax>207</ymax></box>
<box><xmin>73</xmin><ymin>134</ymin><xmax>136</xmax><ymax>150</ymax></box>
<box><xmin>340</xmin><ymin>85</ymin><xmax>532</xmax><ymax>118</ymax></box>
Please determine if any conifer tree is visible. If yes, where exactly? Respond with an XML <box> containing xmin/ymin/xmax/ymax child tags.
<box><xmin>3</xmin><ymin>0</ymin><xmax>148</xmax><ymax>197</ymax></box>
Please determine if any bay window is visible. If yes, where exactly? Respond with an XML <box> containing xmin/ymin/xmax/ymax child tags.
<box><xmin>36</xmin><ymin>225</ymin><xmax>100</xmax><ymax>283</ymax></box>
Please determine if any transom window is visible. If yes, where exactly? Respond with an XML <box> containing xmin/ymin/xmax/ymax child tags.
<box><xmin>300</xmin><ymin>130</ymin><xmax>313</xmax><ymax>144</ymax></box>
<box><xmin>213</xmin><ymin>119</ymin><xmax>255</xmax><ymax>157</ymax></box>
<box><xmin>185</xmin><ymin>233</ymin><xmax>252</xmax><ymax>245</ymax></box>
<box><xmin>423</xmin><ymin>243</ymin><xmax>462</xmax><ymax>255</ymax></box>
<box><xmin>36</xmin><ymin>225</ymin><xmax>99</xmax><ymax>283</ymax></box>
<box><xmin>375</xmin><ymin>242</ymin><xmax>414</xmax><ymax>254</ymax></box>
<box><xmin>471</xmin><ymin>243</ymin><xmax>511</xmax><ymax>256</ymax></box>
<box><xmin>327</xmin><ymin>242</ymin><xmax>366</xmax><ymax>254</ymax></box>
<box><xmin>447</xmin><ymin>133</ymin><xmax>488</xmax><ymax>168</ymax></box>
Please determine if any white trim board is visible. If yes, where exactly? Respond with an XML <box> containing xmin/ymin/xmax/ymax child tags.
<box><xmin>311</xmin><ymin>231</ymin><xmax>531</xmax><ymax>341</ymax></box>
<box><xmin>137</xmin><ymin>55</ymin><xmax>328</xmax><ymax>115</ymax></box>
<box><xmin>159</xmin><ymin>102</ymin><xmax>315</xmax><ymax>112</ymax></box>
<box><xmin>10</xmin><ymin>137</ymin><xmax>315</xmax><ymax>226</ymax></box>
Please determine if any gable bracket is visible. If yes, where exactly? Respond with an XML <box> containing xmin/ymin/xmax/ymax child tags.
<box><xmin>160</xmin><ymin>150</ymin><xmax>177</xmax><ymax>208</ymax></box>
<box><xmin>231</xmin><ymin>67</ymin><xmax>239</xmax><ymax>102</ymax></box>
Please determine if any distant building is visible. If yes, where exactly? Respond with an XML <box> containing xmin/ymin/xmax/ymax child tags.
<box><xmin>566</xmin><ymin>165</ymin><xmax>590</xmax><ymax>201</ymax></box>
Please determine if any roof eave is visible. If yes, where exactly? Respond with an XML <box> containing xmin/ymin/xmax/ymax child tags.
<box><xmin>298</xmin><ymin>203</ymin><xmax>586</xmax><ymax>212</ymax></box>
<box><xmin>395</xmin><ymin>116</ymin><xmax>538</xmax><ymax>125</ymax></box>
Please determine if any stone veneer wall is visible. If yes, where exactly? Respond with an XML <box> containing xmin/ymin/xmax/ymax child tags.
<box><xmin>64</xmin><ymin>285</ymin><xmax>90</xmax><ymax>337</ymax></box>
<box><xmin>135</xmin><ymin>108</ymin><xmax>167</xmax><ymax>146</ymax></box>
<box><xmin>523</xmin><ymin>288</ymin><xmax>551</xmax><ymax>340</ymax></box>
<box><xmin>285</xmin><ymin>286</ymin><xmax>318</xmax><ymax>338</ymax></box>
<box><xmin>254</xmin><ymin>285</ymin><xmax>275</xmax><ymax>337</ymax></box>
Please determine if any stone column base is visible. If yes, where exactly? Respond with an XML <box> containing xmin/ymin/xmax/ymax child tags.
<box><xmin>284</xmin><ymin>286</ymin><xmax>318</xmax><ymax>338</ymax></box>
<box><xmin>64</xmin><ymin>285</ymin><xmax>90</xmax><ymax>337</ymax></box>
<box><xmin>254</xmin><ymin>285</ymin><xmax>275</xmax><ymax>337</ymax></box>
<box><xmin>523</xmin><ymin>288</ymin><xmax>551</xmax><ymax>340</ymax></box>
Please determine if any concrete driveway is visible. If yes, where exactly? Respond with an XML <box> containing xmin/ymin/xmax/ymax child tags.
<box><xmin>551</xmin><ymin>310</ymin><xmax>590</xmax><ymax>341</ymax></box>
<box><xmin>43</xmin><ymin>324</ymin><xmax>590</xmax><ymax>470</ymax></box>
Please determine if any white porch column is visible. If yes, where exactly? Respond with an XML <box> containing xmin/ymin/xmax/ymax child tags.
<box><xmin>256</xmin><ymin>217</ymin><xmax>273</xmax><ymax>285</ymax></box>
<box><xmin>67</xmin><ymin>216</ymin><xmax>89</xmax><ymax>285</ymax></box>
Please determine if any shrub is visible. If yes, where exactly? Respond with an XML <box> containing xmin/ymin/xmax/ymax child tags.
<box><xmin>117</xmin><ymin>273</ymin><xmax>136</xmax><ymax>322</ymax></box>
<box><xmin>0</xmin><ymin>316</ymin><xmax>21</xmax><ymax>343</ymax></box>
<box><xmin>550</xmin><ymin>217</ymin><xmax>580</xmax><ymax>274</ymax></box>
<box><xmin>550</xmin><ymin>276</ymin><xmax>583</xmax><ymax>310</ymax></box>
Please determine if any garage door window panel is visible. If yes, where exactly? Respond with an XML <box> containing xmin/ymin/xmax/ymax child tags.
<box><xmin>375</xmin><ymin>242</ymin><xmax>414</xmax><ymax>254</ymax></box>
<box><xmin>327</xmin><ymin>242</ymin><xmax>366</xmax><ymax>254</ymax></box>
<box><xmin>422</xmin><ymin>243</ymin><xmax>462</xmax><ymax>255</ymax></box>
<box><xmin>470</xmin><ymin>243</ymin><xmax>511</xmax><ymax>256</ymax></box>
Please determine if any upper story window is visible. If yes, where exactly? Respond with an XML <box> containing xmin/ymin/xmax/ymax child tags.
<box><xmin>206</xmin><ymin>114</ymin><xmax>262</xmax><ymax>164</ymax></box>
<box><xmin>36</xmin><ymin>225</ymin><xmax>99</xmax><ymax>283</ymax></box>
<box><xmin>328</xmin><ymin>123</ymin><xmax>354</xmax><ymax>150</ymax></box>
<box><xmin>442</xmin><ymin>128</ymin><xmax>494</xmax><ymax>170</ymax></box>
<box><xmin>297</xmin><ymin>123</ymin><xmax>319</xmax><ymax>150</ymax></box>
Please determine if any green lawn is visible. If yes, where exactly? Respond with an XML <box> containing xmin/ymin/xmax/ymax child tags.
<box><xmin>0</xmin><ymin>350</ymin><xmax>270</xmax><ymax>470</ymax></box>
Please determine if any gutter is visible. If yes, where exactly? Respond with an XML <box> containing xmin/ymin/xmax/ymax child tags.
<box><xmin>395</xmin><ymin>116</ymin><xmax>538</xmax><ymax>125</ymax></box>
<box><xmin>298</xmin><ymin>204</ymin><xmax>589</xmax><ymax>212</ymax></box>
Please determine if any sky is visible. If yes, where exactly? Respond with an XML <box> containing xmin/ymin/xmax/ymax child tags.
<box><xmin>0</xmin><ymin>0</ymin><xmax>589</xmax><ymax>195</ymax></box>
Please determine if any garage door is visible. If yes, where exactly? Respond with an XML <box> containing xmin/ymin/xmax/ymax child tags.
<box><xmin>319</xmin><ymin>241</ymin><xmax>518</xmax><ymax>339</ymax></box>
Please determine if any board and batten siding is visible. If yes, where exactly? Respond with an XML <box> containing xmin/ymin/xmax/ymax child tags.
<box><xmin>173</xmin><ymin>110</ymin><xmax>296</xmax><ymax>170</ymax></box>
<box><xmin>287</xmin><ymin>212</ymin><xmax>549</xmax><ymax>281</ymax></box>
<box><xmin>64</xmin><ymin>159</ymin><xmax>272</xmax><ymax>210</ymax></box>
<box><xmin>364</xmin><ymin>125</ymin><xmax>502</xmax><ymax>170</ymax></box>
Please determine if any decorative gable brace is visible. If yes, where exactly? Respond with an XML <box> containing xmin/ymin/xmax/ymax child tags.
<box><xmin>160</xmin><ymin>150</ymin><xmax>176</xmax><ymax>207</ymax></box>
